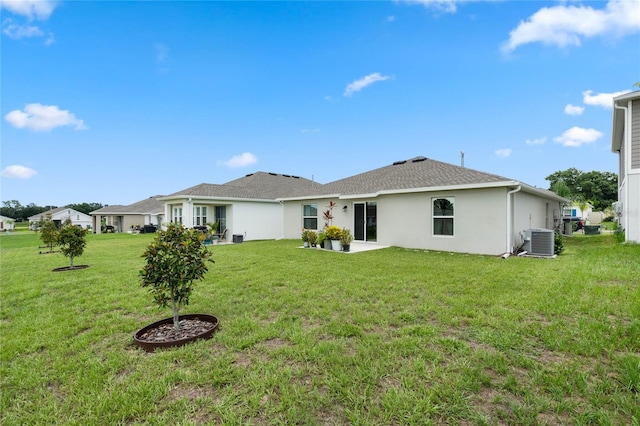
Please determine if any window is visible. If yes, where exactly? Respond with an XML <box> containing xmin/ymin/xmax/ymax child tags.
<box><xmin>302</xmin><ymin>203</ymin><xmax>318</xmax><ymax>229</ymax></box>
<box><xmin>433</xmin><ymin>197</ymin><xmax>454</xmax><ymax>236</ymax></box>
<box><xmin>193</xmin><ymin>206</ymin><xmax>207</xmax><ymax>226</ymax></box>
<box><xmin>173</xmin><ymin>207</ymin><xmax>182</xmax><ymax>224</ymax></box>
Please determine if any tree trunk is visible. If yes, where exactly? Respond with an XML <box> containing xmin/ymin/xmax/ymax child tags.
<box><xmin>171</xmin><ymin>291</ymin><xmax>180</xmax><ymax>331</ymax></box>
<box><xmin>69</xmin><ymin>256</ymin><xmax>74</xmax><ymax>268</ymax></box>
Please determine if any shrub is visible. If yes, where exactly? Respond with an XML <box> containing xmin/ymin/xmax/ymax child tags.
<box><xmin>57</xmin><ymin>221</ymin><xmax>88</xmax><ymax>267</ymax></box>
<box><xmin>325</xmin><ymin>225</ymin><xmax>342</xmax><ymax>240</ymax></box>
<box><xmin>140</xmin><ymin>222</ymin><xmax>213</xmax><ymax>331</ymax></box>
<box><xmin>554</xmin><ymin>231</ymin><xmax>565</xmax><ymax>255</ymax></box>
<box><xmin>39</xmin><ymin>216</ymin><xmax>59</xmax><ymax>253</ymax></box>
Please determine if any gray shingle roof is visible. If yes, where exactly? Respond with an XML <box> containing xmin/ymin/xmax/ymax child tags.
<box><xmin>90</xmin><ymin>196</ymin><xmax>165</xmax><ymax>215</ymax></box>
<box><xmin>164</xmin><ymin>172</ymin><xmax>322</xmax><ymax>200</ymax></box>
<box><xmin>310</xmin><ymin>156</ymin><xmax>513</xmax><ymax>196</ymax></box>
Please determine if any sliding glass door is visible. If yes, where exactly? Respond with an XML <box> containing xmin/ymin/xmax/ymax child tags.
<box><xmin>353</xmin><ymin>202</ymin><xmax>376</xmax><ymax>242</ymax></box>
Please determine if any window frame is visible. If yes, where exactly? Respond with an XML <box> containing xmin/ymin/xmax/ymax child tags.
<box><xmin>432</xmin><ymin>197</ymin><xmax>454</xmax><ymax>236</ymax></box>
<box><xmin>173</xmin><ymin>207</ymin><xmax>183</xmax><ymax>224</ymax></box>
<box><xmin>193</xmin><ymin>205</ymin><xmax>207</xmax><ymax>226</ymax></box>
<box><xmin>302</xmin><ymin>203</ymin><xmax>318</xmax><ymax>230</ymax></box>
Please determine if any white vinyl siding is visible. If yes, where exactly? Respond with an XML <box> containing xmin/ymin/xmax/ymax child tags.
<box><xmin>631</xmin><ymin>100</ymin><xmax>640</xmax><ymax>170</ymax></box>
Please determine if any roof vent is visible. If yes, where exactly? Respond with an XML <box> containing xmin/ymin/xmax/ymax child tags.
<box><xmin>412</xmin><ymin>156</ymin><xmax>427</xmax><ymax>163</ymax></box>
<box><xmin>269</xmin><ymin>172</ymin><xmax>277</xmax><ymax>176</ymax></box>
<box><xmin>245</xmin><ymin>173</ymin><xmax>254</xmax><ymax>177</ymax></box>
<box><xmin>283</xmin><ymin>174</ymin><xmax>291</xmax><ymax>177</ymax></box>
<box><xmin>392</xmin><ymin>160</ymin><xmax>407</xmax><ymax>166</ymax></box>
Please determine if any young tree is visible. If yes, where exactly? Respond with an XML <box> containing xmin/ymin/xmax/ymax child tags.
<box><xmin>39</xmin><ymin>216</ymin><xmax>59</xmax><ymax>253</ymax></box>
<box><xmin>140</xmin><ymin>222</ymin><xmax>213</xmax><ymax>331</ymax></box>
<box><xmin>57</xmin><ymin>220</ymin><xmax>87</xmax><ymax>268</ymax></box>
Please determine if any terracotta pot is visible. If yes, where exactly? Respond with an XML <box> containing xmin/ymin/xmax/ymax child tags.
<box><xmin>133</xmin><ymin>313</ymin><xmax>219</xmax><ymax>352</ymax></box>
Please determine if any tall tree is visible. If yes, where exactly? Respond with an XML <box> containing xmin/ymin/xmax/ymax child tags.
<box><xmin>546</xmin><ymin>169</ymin><xmax>617</xmax><ymax>211</ymax></box>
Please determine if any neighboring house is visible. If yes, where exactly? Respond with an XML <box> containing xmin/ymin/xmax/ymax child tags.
<box><xmin>90</xmin><ymin>196</ymin><xmax>165</xmax><ymax>233</ymax></box>
<box><xmin>280</xmin><ymin>156</ymin><xmax>569</xmax><ymax>256</ymax></box>
<box><xmin>0</xmin><ymin>215</ymin><xmax>16</xmax><ymax>232</ymax></box>
<box><xmin>28</xmin><ymin>207</ymin><xmax>92</xmax><ymax>229</ymax></box>
<box><xmin>612</xmin><ymin>90</ymin><xmax>640</xmax><ymax>244</ymax></box>
<box><xmin>159</xmin><ymin>172</ymin><xmax>321</xmax><ymax>241</ymax></box>
<box><xmin>563</xmin><ymin>202</ymin><xmax>593</xmax><ymax>219</ymax></box>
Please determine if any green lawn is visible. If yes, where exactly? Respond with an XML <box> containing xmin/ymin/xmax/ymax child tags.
<box><xmin>1</xmin><ymin>232</ymin><xmax>639</xmax><ymax>425</ymax></box>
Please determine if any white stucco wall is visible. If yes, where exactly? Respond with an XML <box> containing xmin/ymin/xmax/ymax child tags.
<box><xmin>370</xmin><ymin>188</ymin><xmax>508</xmax><ymax>255</ymax></box>
<box><xmin>284</xmin><ymin>190</ymin><xmax>510</xmax><ymax>255</ymax></box>
<box><xmin>283</xmin><ymin>187</ymin><xmax>564</xmax><ymax>256</ymax></box>
<box><xmin>511</xmin><ymin>191</ymin><xmax>562</xmax><ymax>249</ymax></box>
<box><xmin>228</xmin><ymin>201</ymin><xmax>283</xmax><ymax>241</ymax></box>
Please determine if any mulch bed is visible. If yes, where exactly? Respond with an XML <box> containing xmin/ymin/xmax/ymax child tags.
<box><xmin>52</xmin><ymin>265</ymin><xmax>90</xmax><ymax>272</ymax></box>
<box><xmin>137</xmin><ymin>318</ymin><xmax>217</xmax><ymax>343</ymax></box>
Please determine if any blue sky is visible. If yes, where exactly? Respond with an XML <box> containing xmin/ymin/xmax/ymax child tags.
<box><xmin>1</xmin><ymin>0</ymin><xmax>639</xmax><ymax>206</ymax></box>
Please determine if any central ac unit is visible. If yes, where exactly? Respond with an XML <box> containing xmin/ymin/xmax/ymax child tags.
<box><xmin>523</xmin><ymin>229</ymin><xmax>554</xmax><ymax>256</ymax></box>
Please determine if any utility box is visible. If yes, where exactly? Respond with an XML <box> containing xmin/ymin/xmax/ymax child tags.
<box><xmin>564</xmin><ymin>222</ymin><xmax>572</xmax><ymax>236</ymax></box>
<box><xmin>232</xmin><ymin>234</ymin><xmax>244</xmax><ymax>243</ymax></box>
<box><xmin>523</xmin><ymin>229</ymin><xmax>555</xmax><ymax>256</ymax></box>
<box><xmin>584</xmin><ymin>225</ymin><xmax>601</xmax><ymax>235</ymax></box>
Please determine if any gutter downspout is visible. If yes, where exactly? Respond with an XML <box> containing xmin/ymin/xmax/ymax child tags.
<box><xmin>614</xmin><ymin>102</ymin><xmax>629</xmax><ymax>241</ymax></box>
<box><xmin>276</xmin><ymin>200</ymin><xmax>285</xmax><ymax>240</ymax></box>
<box><xmin>506</xmin><ymin>185</ymin><xmax>522</xmax><ymax>254</ymax></box>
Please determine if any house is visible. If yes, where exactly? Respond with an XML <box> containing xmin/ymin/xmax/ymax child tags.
<box><xmin>563</xmin><ymin>202</ymin><xmax>593</xmax><ymax>219</ymax></box>
<box><xmin>90</xmin><ymin>196</ymin><xmax>165</xmax><ymax>233</ymax></box>
<box><xmin>0</xmin><ymin>215</ymin><xmax>16</xmax><ymax>232</ymax></box>
<box><xmin>28</xmin><ymin>207</ymin><xmax>92</xmax><ymax>229</ymax></box>
<box><xmin>280</xmin><ymin>156</ymin><xmax>569</xmax><ymax>256</ymax></box>
<box><xmin>158</xmin><ymin>172</ymin><xmax>321</xmax><ymax>241</ymax></box>
<box><xmin>612</xmin><ymin>90</ymin><xmax>640</xmax><ymax>244</ymax></box>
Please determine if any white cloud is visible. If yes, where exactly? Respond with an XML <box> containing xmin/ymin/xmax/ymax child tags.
<box><xmin>344</xmin><ymin>73</ymin><xmax>391</xmax><ymax>97</ymax></box>
<box><xmin>154</xmin><ymin>43</ymin><xmax>169</xmax><ymax>63</ymax></box>
<box><xmin>222</xmin><ymin>152</ymin><xmax>258</xmax><ymax>168</ymax></box>
<box><xmin>2</xmin><ymin>19</ymin><xmax>42</xmax><ymax>39</ymax></box>
<box><xmin>0</xmin><ymin>0</ymin><xmax>57</xmax><ymax>20</ymax></box>
<box><xmin>300</xmin><ymin>128</ymin><xmax>320</xmax><ymax>134</ymax></box>
<box><xmin>1</xmin><ymin>164</ymin><xmax>37</xmax><ymax>179</ymax></box>
<box><xmin>564</xmin><ymin>104</ymin><xmax>585</xmax><ymax>115</ymax></box>
<box><xmin>502</xmin><ymin>0</ymin><xmax>640</xmax><ymax>53</ymax></box>
<box><xmin>583</xmin><ymin>89</ymin><xmax>632</xmax><ymax>108</ymax></box>
<box><xmin>387</xmin><ymin>15</ymin><xmax>396</xmax><ymax>22</ymax></box>
<box><xmin>397</xmin><ymin>0</ymin><xmax>462</xmax><ymax>14</ymax></box>
<box><xmin>554</xmin><ymin>126</ymin><xmax>603</xmax><ymax>147</ymax></box>
<box><xmin>495</xmin><ymin>148</ymin><xmax>512</xmax><ymax>158</ymax></box>
<box><xmin>5</xmin><ymin>103</ymin><xmax>87</xmax><ymax>132</ymax></box>
<box><xmin>525</xmin><ymin>137</ymin><xmax>547</xmax><ymax>145</ymax></box>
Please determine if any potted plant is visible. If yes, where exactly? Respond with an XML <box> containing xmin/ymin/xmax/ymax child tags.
<box><xmin>301</xmin><ymin>228</ymin><xmax>310</xmax><ymax>248</ymax></box>
<box><xmin>322</xmin><ymin>201</ymin><xmax>337</xmax><ymax>228</ymax></box>
<box><xmin>340</xmin><ymin>228</ymin><xmax>353</xmax><ymax>252</ymax></box>
<box><xmin>206</xmin><ymin>219</ymin><xmax>220</xmax><ymax>244</ymax></box>
<box><xmin>325</xmin><ymin>225</ymin><xmax>342</xmax><ymax>251</ymax></box>
<box><xmin>135</xmin><ymin>222</ymin><xmax>218</xmax><ymax>352</ymax></box>
<box><xmin>307</xmin><ymin>230</ymin><xmax>317</xmax><ymax>247</ymax></box>
<box><xmin>316</xmin><ymin>230</ymin><xmax>327</xmax><ymax>249</ymax></box>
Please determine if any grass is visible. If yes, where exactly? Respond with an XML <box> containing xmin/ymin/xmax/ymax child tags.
<box><xmin>1</xmin><ymin>232</ymin><xmax>639</xmax><ymax>425</ymax></box>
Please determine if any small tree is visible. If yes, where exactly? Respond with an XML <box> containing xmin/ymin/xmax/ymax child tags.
<box><xmin>57</xmin><ymin>220</ymin><xmax>87</xmax><ymax>268</ymax></box>
<box><xmin>40</xmin><ymin>216</ymin><xmax>59</xmax><ymax>253</ymax></box>
<box><xmin>140</xmin><ymin>222</ymin><xmax>213</xmax><ymax>331</ymax></box>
